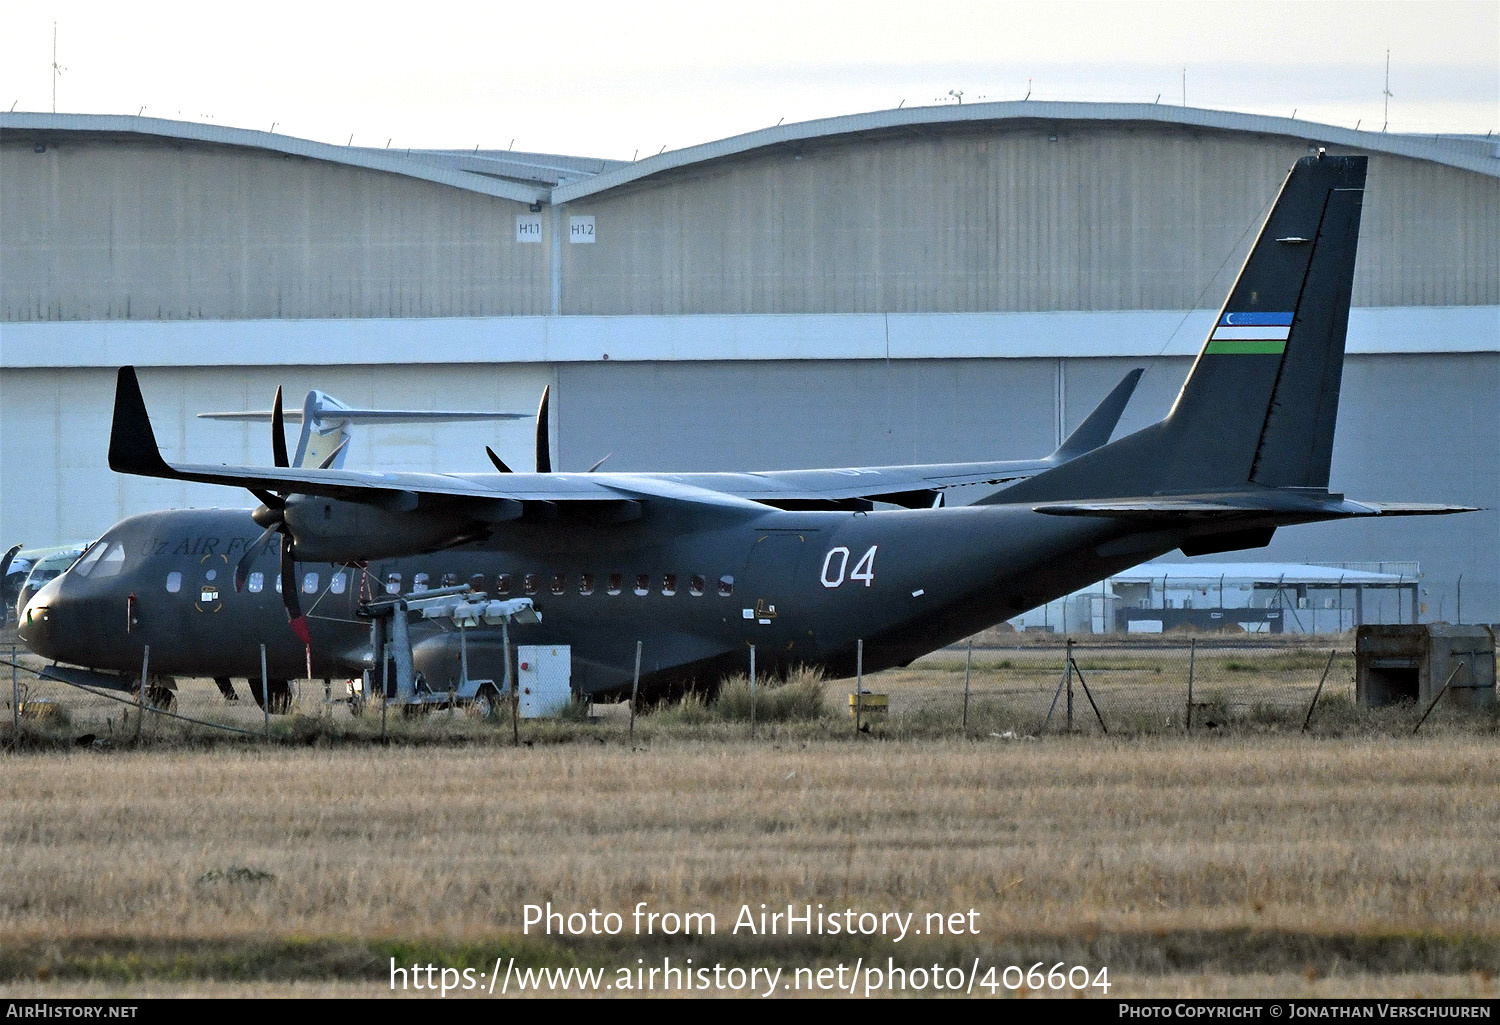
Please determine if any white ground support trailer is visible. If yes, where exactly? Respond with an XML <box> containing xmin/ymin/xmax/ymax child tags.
<box><xmin>356</xmin><ymin>586</ymin><xmax>542</xmax><ymax>714</ymax></box>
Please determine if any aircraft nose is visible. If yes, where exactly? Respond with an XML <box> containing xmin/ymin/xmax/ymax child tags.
<box><xmin>16</xmin><ymin>575</ymin><xmax>64</xmax><ymax>659</ymax></box>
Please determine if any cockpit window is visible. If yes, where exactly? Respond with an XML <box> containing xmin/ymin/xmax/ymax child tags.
<box><xmin>90</xmin><ymin>544</ymin><xmax>126</xmax><ymax>579</ymax></box>
<box><xmin>72</xmin><ymin>542</ymin><xmax>108</xmax><ymax>578</ymax></box>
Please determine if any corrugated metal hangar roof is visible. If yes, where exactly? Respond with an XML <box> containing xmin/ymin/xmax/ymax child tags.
<box><xmin>5</xmin><ymin>101</ymin><xmax>1495</xmax><ymax>209</ymax></box>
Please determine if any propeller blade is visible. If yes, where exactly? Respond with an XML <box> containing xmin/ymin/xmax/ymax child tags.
<box><xmin>485</xmin><ymin>446</ymin><xmax>513</xmax><ymax>474</ymax></box>
<box><xmin>234</xmin><ymin>523</ymin><xmax>279</xmax><ymax>592</ymax></box>
<box><xmin>534</xmin><ymin>384</ymin><xmax>551</xmax><ymax>474</ymax></box>
<box><xmin>271</xmin><ymin>386</ymin><xmax>289</xmax><ymax>468</ymax></box>
<box><xmin>316</xmin><ymin>437</ymin><xmax>349</xmax><ymax>470</ymax></box>
<box><xmin>0</xmin><ymin>544</ymin><xmax>22</xmax><ymax>587</ymax></box>
<box><xmin>279</xmin><ymin>535</ymin><xmax>310</xmax><ymax>646</ymax></box>
<box><xmin>585</xmin><ymin>453</ymin><xmax>613</xmax><ymax>473</ymax></box>
<box><xmin>248</xmin><ymin>488</ymin><xmax>285</xmax><ymax>512</ymax></box>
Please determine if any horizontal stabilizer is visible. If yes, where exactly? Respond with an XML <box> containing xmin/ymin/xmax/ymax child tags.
<box><xmin>1342</xmin><ymin>502</ymin><xmax>1480</xmax><ymax>516</ymax></box>
<box><xmin>1034</xmin><ymin>494</ymin><xmax>1477</xmax><ymax>520</ymax></box>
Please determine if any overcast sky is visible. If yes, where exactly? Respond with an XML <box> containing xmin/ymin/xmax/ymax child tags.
<box><xmin>4</xmin><ymin>1</ymin><xmax>1496</xmax><ymax>159</ymax></box>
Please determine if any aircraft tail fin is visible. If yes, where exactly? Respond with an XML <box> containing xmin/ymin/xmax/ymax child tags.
<box><xmin>995</xmin><ymin>153</ymin><xmax>1367</xmax><ymax>503</ymax></box>
<box><xmin>1052</xmin><ymin>368</ymin><xmax>1143</xmax><ymax>461</ymax></box>
<box><xmin>1171</xmin><ymin>152</ymin><xmax>1367</xmax><ymax>491</ymax></box>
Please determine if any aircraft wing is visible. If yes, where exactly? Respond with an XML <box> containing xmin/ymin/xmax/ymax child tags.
<box><xmin>669</xmin><ymin>368</ymin><xmax>1146</xmax><ymax>509</ymax></box>
<box><xmin>111</xmin><ymin>367</ymin><xmax>772</xmax><ymax>515</ymax></box>
<box><xmin>197</xmin><ymin>409</ymin><xmax>531</xmax><ymax>423</ymax></box>
<box><xmin>660</xmin><ymin>461</ymin><xmax>1060</xmax><ymax>510</ymax></box>
<box><xmin>112</xmin><ymin>365</ymin><xmax>1144</xmax><ymax>514</ymax></box>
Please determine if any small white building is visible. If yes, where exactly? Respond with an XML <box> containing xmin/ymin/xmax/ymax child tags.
<box><xmin>1010</xmin><ymin>562</ymin><xmax>1421</xmax><ymax>635</ymax></box>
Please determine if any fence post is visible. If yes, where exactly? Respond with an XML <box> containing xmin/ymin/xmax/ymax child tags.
<box><xmin>136</xmin><ymin>645</ymin><xmax>150</xmax><ymax>741</ymax></box>
<box><xmin>749</xmin><ymin>644</ymin><xmax>756</xmax><ymax>738</ymax></box>
<box><xmin>1413</xmin><ymin>662</ymin><xmax>1465</xmax><ymax>735</ymax></box>
<box><xmin>962</xmin><ymin>640</ymin><xmax>973</xmax><ymax>734</ymax></box>
<box><xmin>380</xmin><ymin>641</ymin><xmax>389</xmax><ymax>742</ymax></box>
<box><xmin>855</xmin><ymin>639</ymin><xmax>864</xmax><ymax>735</ymax></box>
<box><xmin>11</xmin><ymin>644</ymin><xmax>18</xmax><ymax>739</ymax></box>
<box><xmin>260</xmin><ymin>643</ymin><xmax>270</xmax><ymax>741</ymax></box>
<box><xmin>1065</xmin><ymin>638</ymin><xmax>1074</xmax><ymax>732</ymax></box>
<box><xmin>1067</xmin><ymin>655</ymin><xmax>1110</xmax><ymax>734</ymax></box>
<box><xmin>629</xmin><ymin>640</ymin><xmax>642</xmax><ymax>745</ymax></box>
<box><xmin>504</xmin><ymin>620</ymin><xmax>518</xmax><ymax>747</ymax></box>
<box><xmin>1186</xmin><ymin>637</ymin><xmax>1196</xmax><ymax>734</ymax></box>
<box><xmin>1301</xmin><ymin>649</ymin><xmax>1337</xmax><ymax>733</ymax></box>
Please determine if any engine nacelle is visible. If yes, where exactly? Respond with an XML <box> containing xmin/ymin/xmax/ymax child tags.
<box><xmin>282</xmin><ymin>494</ymin><xmax>486</xmax><ymax>562</ymax></box>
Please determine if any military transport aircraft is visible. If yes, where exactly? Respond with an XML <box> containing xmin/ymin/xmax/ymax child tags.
<box><xmin>15</xmin><ymin>368</ymin><xmax>1142</xmax><ymax>711</ymax></box>
<box><xmin>19</xmin><ymin>154</ymin><xmax>1473</xmax><ymax>709</ymax></box>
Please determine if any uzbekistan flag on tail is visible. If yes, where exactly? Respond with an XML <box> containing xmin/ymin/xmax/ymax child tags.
<box><xmin>1205</xmin><ymin>312</ymin><xmax>1292</xmax><ymax>354</ymax></box>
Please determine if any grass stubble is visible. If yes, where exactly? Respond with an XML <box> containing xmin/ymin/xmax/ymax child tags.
<box><xmin>1</xmin><ymin>641</ymin><xmax>1497</xmax><ymax>998</ymax></box>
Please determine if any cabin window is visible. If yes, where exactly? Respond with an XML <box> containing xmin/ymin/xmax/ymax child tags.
<box><xmin>330</xmin><ymin>573</ymin><xmax>346</xmax><ymax>595</ymax></box>
<box><xmin>661</xmin><ymin>574</ymin><xmax>677</xmax><ymax>596</ymax></box>
<box><xmin>247</xmin><ymin>571</ymin><xmax>264</xmax><ymax>593</ymax></box>
<box><xmin>524</xmin><ymin>573</ymin><xmax>539</xmax><ymax>596</ymax></box>
<box><xmin>275</xmin><ymin>575</ymin><xmax>283</xmax><ymax>594</ymax></box>
<box><xmin>385</xmin><ymin>573</ymin><xmax>402</xmax><ymax>595</ymax></box>
<box><xmin>468</xmin><ymin>573</ymin><xmax>484</xmax><ymax>593</ymax></box>
<box><xmin>579</xmin><ymin>573</ymin><xmax>595</xmax><ymax>596</ymax></box>
<box><xmin>606</xmin><ymin>573</ymin><xmax>622</xmax><ymax>596</ymax></box>
<box><xmin>72</xmin><ymin>542</ymin><xmax>107</xmax><ymax>578</ymax></box>
<box><xmin>165</xmin><ymin>571</ymin><xmax>182</xmax><ymax>594</ymax></box>
<box><xmin>551</xmin><ymin>573</ymin><xmax>567</xmax><ymax>595</ymax></box>
<box><xmin>690</xmin><ymin>574</ymin><xmax>706</xmax><ymax>596</ymax></box>
<box><xmin>634</xmin><ymin>574</ymin><xmax>650</xmax><ymax>596</ymax></box>
<box><xmin>303</xmin><ymin>572</ymin><xmax>319</xmax><ymax>594</ymax></box>
<box><xmin>443</xmin><ymin>572</ymin><xmax>460</xmax><ymax>588</ymax></box>
<box><xmin>93</xmin><ymin>544</ymin><xmax>126</xmax><ymax>579</ymax></box>
<box><xmin>412</xmin><ymin>572</ymin><xmax>429</xmax><ymax>593</ymax></box>
<box><xmin>718</xmin><ymin>575</ymin><xmax>734</xmax><ymax>596</ymax></box>
<box><xmin>496</xmin><ymin>573</ymin><xmax>512</xmax><ymax>597</ymax></box>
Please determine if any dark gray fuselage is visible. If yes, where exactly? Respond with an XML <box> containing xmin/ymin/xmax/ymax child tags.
<box><xmin>20</xmin><ymin>501</ymin><xmax>1165</xmax><ymax>698</ymax></box>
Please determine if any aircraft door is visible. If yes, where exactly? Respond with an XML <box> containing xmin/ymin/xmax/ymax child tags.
<box><xmin>739</xmin><ymin>529</ymin><xmax>817</xmax><ymax>658</ymax></box>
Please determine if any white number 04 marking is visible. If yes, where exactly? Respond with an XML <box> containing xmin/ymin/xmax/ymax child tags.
<box><xmin>821</xmin><ymin>545</ymin><xmax>877</xmax><ymax>588</ymax></box>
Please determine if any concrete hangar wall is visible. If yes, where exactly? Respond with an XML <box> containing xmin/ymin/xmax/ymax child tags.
<box><xmin>1</xmin><ymin>102</ymin><xmax>1497</xmax><ymax>621</ymax></box>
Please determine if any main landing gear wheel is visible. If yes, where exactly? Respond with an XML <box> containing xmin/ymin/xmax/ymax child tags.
<box><xmin>471</xmin><ymin>684</ymin><xmax>504</xmax><ymax>719</ymax></box>
<box><xmin>248</xmin><ymin>678</ymin><xmax>293</xmax><ymax>715</ymax></box>
<box><xmin>214</xmin><ymin>677</ymin><xmax>239</xmax><ymax>702</ymax></box>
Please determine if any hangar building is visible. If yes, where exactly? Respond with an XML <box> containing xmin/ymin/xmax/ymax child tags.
<box><xmin>2</xmin><ymin>102</ymin><xmax>1496</xmax><ymax>621</ymax></box>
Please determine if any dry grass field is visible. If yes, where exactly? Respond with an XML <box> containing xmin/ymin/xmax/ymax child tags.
<box><xmin>2</xmin><ymin>734</ymin><xmax>1498</xmax><ymax>997</ymax></box>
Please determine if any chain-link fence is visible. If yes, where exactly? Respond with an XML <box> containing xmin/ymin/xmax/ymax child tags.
<box><xmin>0</xmin><ymin>640</ymin><xmax>373</xmax><ymax>744</ymax></box>
<box><xmin>4</xmin><ymin>632</ymin><xmax>1473</xmax><ymax>747</ymax></box>
<box><xmin>842</xmin><ymin>637</ymin><xmax>1358</xmax><ymax>737</ymax></box>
